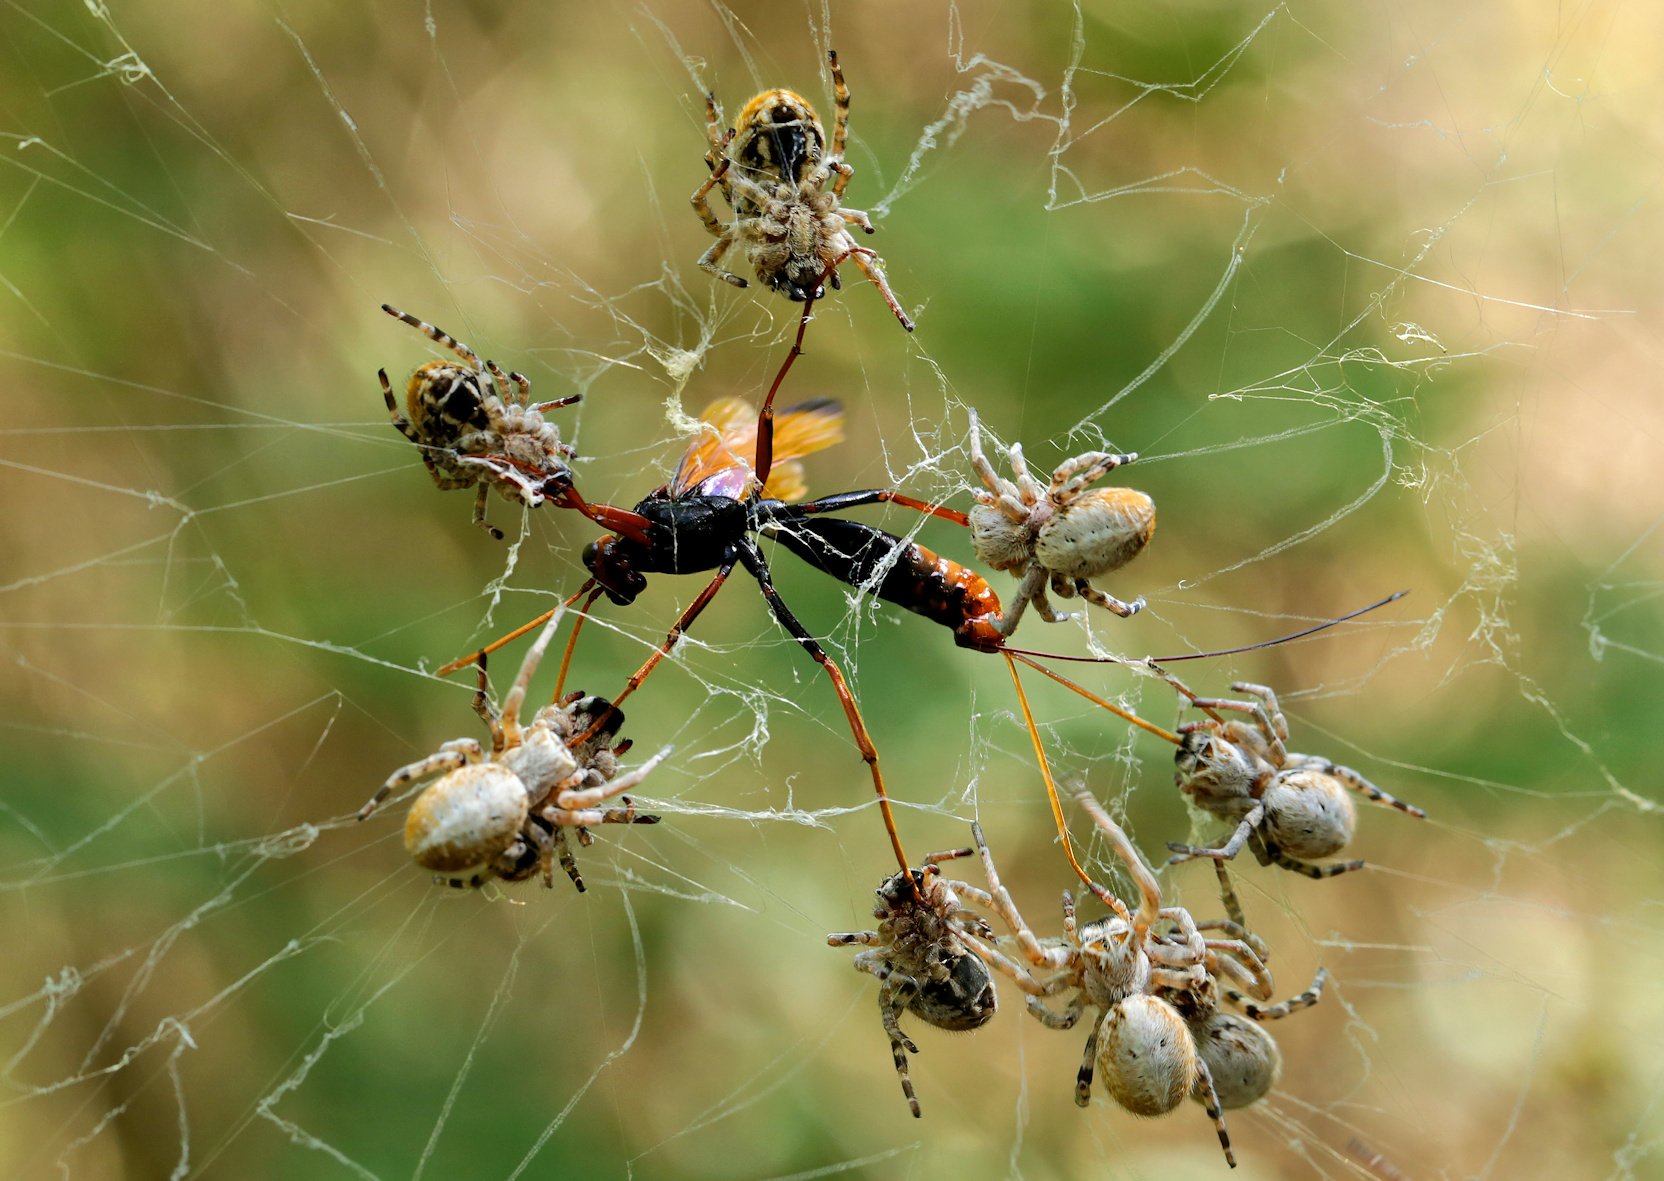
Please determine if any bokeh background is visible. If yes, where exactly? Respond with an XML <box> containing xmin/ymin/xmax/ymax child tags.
<box><xmin>3</xmin><ymin>1</ymin><xmax>1661</xmax><ymax>1178</ymax></box>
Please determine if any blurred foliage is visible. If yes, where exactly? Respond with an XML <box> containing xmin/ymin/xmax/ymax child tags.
<box><xmin>2</xmin><ymin>1</ymin><xmax>1661</xmax><ymax>1178</ymax></box>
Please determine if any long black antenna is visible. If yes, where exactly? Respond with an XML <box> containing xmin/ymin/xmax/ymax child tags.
<box><xmin>1002</xmin><ymin>590</ymin><xmax>1409</xmax><ymax>665</ymax></box>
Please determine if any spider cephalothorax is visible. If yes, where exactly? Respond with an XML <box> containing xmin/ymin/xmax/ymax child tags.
<box><xmin>379</xmin><ymin>304</ymin><xmax>578</xmax><ymax>539</ymax></box>
<box><xmin>966</xmin><ymin>409</ymin><xmax>1154</xmax><ymax>635</ymax></box>
<box><xmin>691</xmin><ymin>52</ymin><xmax>913</xmax><ymax>330</ymax></box>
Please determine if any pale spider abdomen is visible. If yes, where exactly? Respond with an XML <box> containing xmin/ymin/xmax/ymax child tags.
<box><xmin>1260</xmin><ymin>771</ymin><xmax>1357</xmax><ymax>860</ymax></box>
<box><xmin>1191</xmin><ymin>1011</ymin><xmax>1281</xmax><ymax>1110</ymax></box>
<box><xmin>1097</xmin><ymin>995</ymin><xmax>1198</xmax><ymax>1117</ymax></box>
<box><xmin>403</xmin><ymin>764</ymin><xmax>529</xmax><ymax>875</ymax></box>
<box><xmin>1035</xmin><ymin>487</ymin><xmax>1156</xmax><ymax>582</ymax></box>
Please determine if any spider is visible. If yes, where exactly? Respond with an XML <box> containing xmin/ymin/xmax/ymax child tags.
<box><xmin>966</xmin><ymin>408</ymin><xmax>1155</xmax><ymax>636</ymax></box>
<box><xmin>1151</xmin><ymin>862</ymin><xmax>1328</xmax><ymax>1110</ymax></box>
<box><xmin>692</xmin><ymin>50</ymin><xmax>914</xmax><ymax>331</ymax></box>
<box><xmin>1151</xmin><ymin>667</ymin><xmax>1426</xmax><ymax>879</ymax></box>
<box><xmin>958</xmin><ymin>791</ymin><xmax>1237</xmax><ymax>1168</ymax></box>
<box><xmin>357</xmin><ymin>610</ymin><xmax>666</xmax><ymax>892</ymax></box>
<box><xmin>827</xmin><ymin>847</ymin><xmax>999</xmax><ymax>1118</ymax></box>
<box><xmin>379</xmin><ymin>303</ymin><xmax>580</xmax><ymax>540</ymax></box>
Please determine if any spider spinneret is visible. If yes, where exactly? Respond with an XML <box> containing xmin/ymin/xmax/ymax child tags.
<box><xmin>966</xmin><ymin>409</ymin><xmax>1155</xmax><ymax>636</ymax></box>
<box><xmin>828</xmin><ymin>847</ymin><xmax>1000</xmax><ymax>1117</ymax></box>
<box><xmin>379</xmin><ymin>303</ymin><xmax>580</xmax><ymax>540</ymax></box>
<box><xmin>691</xmin><ymin>51</ymin><xmax>914</xmax><ymax>331</ymax></box>
<box><xmin>357</xmin><ymin>611</ymin><xmax>667</xmax><ymax>892</ymax></box>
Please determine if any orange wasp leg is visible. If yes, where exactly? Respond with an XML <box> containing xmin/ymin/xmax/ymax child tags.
<box><xmin>552</xmin><ymin>584</ymin><xmax>605</xmax><ymax>701</ymax></box>
<box><xmin>572</xmin><ymin>539</ymin><xmax>916</xmax><ymax>881</ymax></box>
<box><xmin>1009</xmin><ymin>653</ymin><xmax>1182</xmax><ymax>746</ymax></box>
<box><xmin>1003</xmin><ymin>652</ymin><xmax>1096</xmax><ymax>893</ymax></box>
<box><xmin>435</xmin><ymin>580</ymin><xmax>599</xmax><ymax>679</ymax></box>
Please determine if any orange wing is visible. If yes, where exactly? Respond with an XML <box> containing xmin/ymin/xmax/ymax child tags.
<box><xmin>670</xmin><ymin>396</ymin><xmax>844</xmax><ymax>501</ymax></box>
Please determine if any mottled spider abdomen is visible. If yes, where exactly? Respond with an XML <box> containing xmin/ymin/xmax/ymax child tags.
<box><xmin>1259</xmin><ymin>770</ymin><xmax>1357</xmax><ymax>860</ymax></box>
<box><xmin>909</xmin><ymin>952</ymin><xmax>998</xmax><ymax>1033</ymax></box>
<box><xmin>404</xmin><ymin>360</ymin><xmax>492</xmax><ymax>436</ymax></box>
<box><xmin>729</xmin><ymin>88</ymin><xmax>826</xmax><ymax>190</ymax></box>
<box><xmin>1191</xmin><ymin>1011</ymin><xmax>1281</xmax><ymax>1110</ymax></box>
<box><xmin>403</xmin><ymin>763</ymin><xmax>529</xmax><ymax>875</ymax></box>
<box><xmin>1097</xmin><ymin>995</ymin><xmax>1198</xmax><ymax>1117</ymax></box>
<box><xmin>1036</xmin><ymin>487</ymin><xmax>1156</xmax><ymax>583</ymax></box>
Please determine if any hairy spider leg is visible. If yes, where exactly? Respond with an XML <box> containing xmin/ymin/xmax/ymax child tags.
<box><xmin>1143</xmin><ymin>661</ymin><xmax>1228</xmax><ymax>726</ymax></box>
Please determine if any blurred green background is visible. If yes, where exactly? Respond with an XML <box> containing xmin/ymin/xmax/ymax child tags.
<box><xmin>3</xmin><ymin>1</ymin><xmax>1661</xmax><ymax>1177</ymax></box>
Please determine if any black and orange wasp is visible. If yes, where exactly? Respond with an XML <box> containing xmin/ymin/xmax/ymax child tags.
<box><xmin>436</xmin><ymin>292</ymin><xmax>1402</xmax><ymax>888</ymax></box>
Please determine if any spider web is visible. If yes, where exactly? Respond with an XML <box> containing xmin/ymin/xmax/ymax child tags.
<box><xmin>2</xmin><ymin>0</ymin><xmax>1661</xmax><ymax>1177</ymax></box>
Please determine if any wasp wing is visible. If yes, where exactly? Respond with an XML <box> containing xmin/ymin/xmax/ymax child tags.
<box><xmin>670</xmin><ymin>396</ymin><xmax>844</xmax><ymax>502</ymax></box>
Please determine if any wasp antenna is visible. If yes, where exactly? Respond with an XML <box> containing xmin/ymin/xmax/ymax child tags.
<box><xmin>1154</xmin><ymin>590</ymin><xmax>1409</xmax><ymax>663</ymax></box>
<box><xmin>1003</xmin><ymin>590</ymin><xmax>1410</xmax><ymax>667</ymax></box>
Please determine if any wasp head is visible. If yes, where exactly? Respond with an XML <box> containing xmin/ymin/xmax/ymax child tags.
<box><xmin>583</xmin><ymin>534</ymin><xmax>649</xmax><ymax>606</ymax></box>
